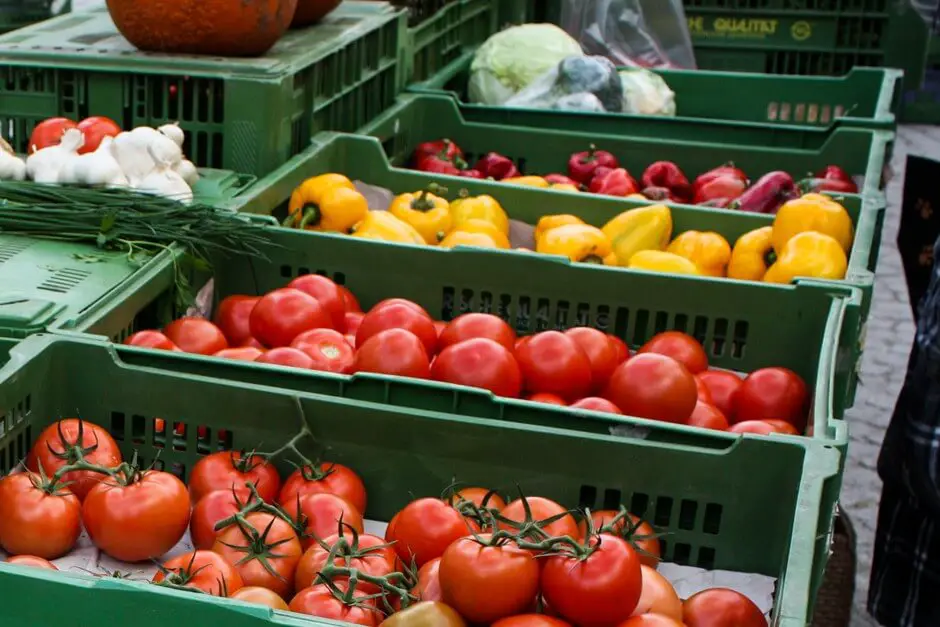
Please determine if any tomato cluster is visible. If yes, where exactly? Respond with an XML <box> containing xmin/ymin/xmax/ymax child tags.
<box><xmin>0</xmin><ymin>418</ymin><xmax>767</xmax><ymax>627</ymax></box>
<box><xmin>124</xmin><ymin>277</ymin><xmax>808</xmax><ymax>437</ymax></box>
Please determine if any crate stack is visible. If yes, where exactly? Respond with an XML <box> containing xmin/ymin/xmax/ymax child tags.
<box><xmin>0</xmin><ymin>1</ymin><xmax>903</xmax><ymax>626</ymax></box>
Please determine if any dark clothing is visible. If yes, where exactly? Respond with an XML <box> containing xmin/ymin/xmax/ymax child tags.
<box><xmin>870</xmin><ymin>238</ymin><xmax>940</xmax><ymax>626</ymax></box>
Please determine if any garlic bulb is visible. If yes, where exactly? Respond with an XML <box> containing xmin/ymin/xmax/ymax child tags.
<box><xmin>158</xmin><ymin>122</ymin><xmax>185</xmax><ymax>147</ymax></box>
<box><xmin>0</xmin><ymin>151</ymin><xmax>26</xmax><ymax>181</ymax></box>
<box><xmin>136</xmin><ymin>139</ymin><xmax>193</xmax><ymax>204</ymax></box>
<box><xmin>27</xmin><ymin>127</ymin><xmax>84</xmax><ymax>184</ymax></box>
<box><xmin>73</xmin><ymin>136</ymin><xmax>129</xmax><ymax>188</ymax></box>
<box><xmin>174</xmin><ymin>159</ymin><xmax>199</xmax><ymax>186</ymax></box>
<box><xmin>112</xmin><ymin>125</ymin><xmax>183</xmax><ymax>186</ymax></box>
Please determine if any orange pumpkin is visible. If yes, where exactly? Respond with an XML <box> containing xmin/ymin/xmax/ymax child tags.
<box><xmin>292</xmin><ymin>0</ymin><xmax>341</xmax><ymax>27</ymax></box>
<box><xmin>106</xmin><ymin>0</ymin><xmax>297</xmax><ymax>57</ymax></box>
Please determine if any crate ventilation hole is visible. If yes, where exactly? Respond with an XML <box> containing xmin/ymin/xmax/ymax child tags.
<box><xmin>37</xmin><ymin>268</ymin><xmax>91</xmax><ymax>293</ymax></box>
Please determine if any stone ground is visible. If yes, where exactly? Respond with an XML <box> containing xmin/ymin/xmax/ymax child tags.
<box><xmin>842</xmin><ymin>126</ymin><xmax>940</xmax><ymax>626</ymax></box>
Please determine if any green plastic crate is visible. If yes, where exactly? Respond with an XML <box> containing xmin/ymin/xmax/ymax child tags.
<box><xmin>0</xmin><ymin>334</ymin><xmax>843</xmax><ymax>625</ymax></box>
<box><xmin>49</xmin><ymin>210</ymin><xmax>860</xmax><ymax>444</ymax></box>
<box><xmin>682</xmin><ymin>0</ymin><xmax>929</xmax><ymax>88</ymax></box>
<box><xmin>407</xmin><ymin>0</ymin><xmax>499</xmax><ymax>83</ymax></box>
<box><xmin>0</xmin><ymin>0</ymin><xmax>68</xmax><ymax>34</ymax></box>
<box><xmin>0</xmin><ymin>3</ymin><xmax>407</xmax><ymax>177</ymax></box>
<box><xmin>362</xmin><ymin>94</ymin><xmax>891</xmax><ymax>198</ymax></box>
<box><xmin>408</xmin><ymin>51</ymin><xmax>902</xmax><ymax>138</ymax></box>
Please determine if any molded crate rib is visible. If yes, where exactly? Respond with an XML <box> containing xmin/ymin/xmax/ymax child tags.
<box><xmin>0</xmin><ymin>334</ymin><xmax>843</xmax><ymax>625</ymax></box>
<box><xmin>407</xmin><ymin>0</ymin><xmax>499</xmax><ymax>83</ymax></box>
<box><xmin>0</xmin><ymin>2</ymin><xmax>407</xmax><ymax>176</ymax></box>
<box><xmin>408</xmin><ymin>51</ymin><xmax>902</xmax><ymax>137</ymax></box>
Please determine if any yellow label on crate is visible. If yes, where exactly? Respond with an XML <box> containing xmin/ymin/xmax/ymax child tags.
<box><xmin>688</xmin><ymin>16</ymin><xmax>815</xmax><ymax>42</ymax></box>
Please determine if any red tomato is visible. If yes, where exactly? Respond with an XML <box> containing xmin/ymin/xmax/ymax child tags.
<box><xmin>291</xmin><ymin>328</ymin><xmax>356</xmax><ymax>374</ymax></box>
<box><xmin>354</xmin><ymin>329</ymin><xmax>431</xmax><ymax>379</ymax></box>
<box><xmin>687</xmin><ymin>401</ymin><xmax>730</xmax><ymax>431</ymax></box>
<box><xmin>163</xmin><ymin>318</ymin><xmax>228</xmax><ymax>355</ymax></box>
<box><xmin>433</xmin><ymin>320</ymin><xmax>447</xmax><ymax>338</ymax></box>
<box><xmin>371</xmin><ymin>298</ymin><xmax>430</xmax><ymax>317</ymax></box>
<box><xmin>416</xmin><ymin>558</ymin><xmax>443</xmax><ymax>602</ymax></box>
<box><xmin>250</xmin><ymin>288</ymin><xmax>334</xmax><ymax>348</ymax></box>
<box><xmin>528</xmin><ymin>393</ymin><xmax>568</xmax><ymax>406</ymax></box>
<box><xmin>565</xmin><ymin>327</ymin><xmax>621</xmax><ymax>391</ymax></box>
<box><xmin>696</xmin><ymin>370</ymin><xmax>743</xmax><ymax>421</ymax></box>
<box><xmin>357</xmin><ymin>303</ymin><xmax>438</xmax><ymax>356</ymax></box>
<box><xmin>764</xmin><ymin>419</ymin><xmax>801</xmax><ymax>435</ymax></box>
<box><xmin>571</xmin><ymin>397</ymin><xmax>623</xmax><ymax>414</ymax></box>
<box><xmin>6</xmin><ymin>555</ymin><xmax>58</xmax><ymax>570</ymax></box>
<box><xmin>499</xmin><ymin>497</ymin><xmax>579</xmax><ymax>540</ymax></box>
<box><xmin>344</xmin><ymin>311</ymin><xmax>365</xmax><ymax>335</ymax></box>
<box><xmin>26</xmin><ymin>419</ymin><xmax>122</xmax><ymax>501</ymax></box>
<box><xmin>631</xmin><ymin>565</ymin><xmax>682</xmax><ymax>620</ymax></box>
<box><xmin>541</xmin><ymin>534</ymin><xmax>643</xmax><ymax>627</ymax></box>
<box><xmin>728</xmin><ymin>420</ymin><xmax>777</xmax><ymax>435</ymax></box>
<box><xmin>386</xmin><ymin>498</ymin><xmax>475</xmax><ymax>567</ymax></box>
<box><xmin>125</xmin><ymin>330</ymin><xmax>178</xmax><ymax>351</ymax></box>
<box><xmin>83</xmin><ymin>470</ymin><xmax>191</xmax><ymax>562</ymax></box>
<box><xmin>279</xmin><ymin>462</ymin><xmax>367</xmax><ymax>513</ymax></box>
<box><xmin>213</xmin><ymin>295</ymin><xmax>259</xmax><ymax>346</ymax></box>
<box><xmin>190</xmin><ymin>487</ymin><xmax>256</xmax><ymax>550</ymax></box>
<box><xmin>289</xmin><ymin>274</ymin><xmax>346</xmax><ymax>330</ymax></box>
<box><xmin>212</xmin><ymin>512</ymin><xmax>303</xmax><ymax>598</ymax></box>
<box><xmin>295</xmin><ymin>531</ymin><xmax>395</xmax><ymax>592</ymax></box>
<box><xmin>289</xmin><ymin>583</ymin><xmax>381</xmax><ymax>626</ymax></box>
<box><xmin>695</xmin><ymin>377</ymin><xmax>714</xmax><ymax>404</ymax></box>
<box><xmin>438</xmin><ymin>313</ymin><xmax>516</xmax><ymax>352</ymax></box>
<box><xmin>440</xmin><ymin>535</ymin><xmax>541</xmax><ymax>623</ymax></box>
<box><xmin>213</xmin><ymin>347</ymin><xmax>264</xmax><ymax>361</ymax></box>
<box><xmin>28</xmin><ymin>117</ymin><xmax>77</xmax><ymax>153</ymax></box>
<box><xmin>493</xmin><ymin>616</ymin><xmax>572</xmax><ymax>627</ymax></box>
<box><xmin>607</xmin><ymin>335</ymin><xmax>630</xmax><ymax>364</ymax></box>
<box><xmin>230</xmin><ymin>586</ymin><xmax>289</xmax><ymax>610</ymax></box>
<box><xmin>255</xmin><ymin>346</ymin><xmax>315</xmax><ymax>369</ymax></box>
<box><xmin>188</xmin><ymin>451</ymin><xmax>281</xmax><ymax>504</ymax></box>
<box><xmin>345</xmin><ymin>334</ymin><xmax>357</xmax><ymax>348</ymax></box>
<box><xmin>603</xmin><ymin>354</ymin><xmax>697</xmax><ymax>424</ymax></box>
<box><xmin>638</xmin><ymin>331</ymin><xmax>708</xmax><ymax>374</ymax></box>
<box><xmin>76</xmin><ymin>116</ymin><xmax>121</xmax><ymax>154</ymax></box>
<box><xmin>432</xmin><ymin>338</ymin><xmax>522</xmax><ymax>397</ymax></box>
<box><xmin>282</xmin><ymin>492</ymin><xmax>364</xmax><ymax>550</ymax></box>
<box><xmin>682</xmin><ymin>588</ymin><xmax>768</xmax><ymax>627</ymax></box>
<box><xmin>152</xmin><ymin>550</ymin><xmax>244</xmax><ymax>596</ymax></box>
<box><xmin>577</xmin><ymin>510</ymin><xmax>660</xmax><ymax>568</ymax></box>
<box><xmin>734</xmin><ymin>367</ymin><xmax>808</xmax><ymax>430</ymax></box>
<box><xmin>337</xmin><ymin>285</ymin><xmax>362</xmax><ymax>313</ymax></box>
<box><xmin>0</xmin><ymin>473</ymin><xmax>81</xmax><ymax>559</ymax></box>
<box><xmin>516</xmin><ymin>331</ymin><xmax>593</xmax><ymax>400</ymax></box>
<box><xmin>242</xmin><ymin>337</ymin><xmax>266</xmax><ymax>350</ymax></box>
<box><xmin>450</xmin><ymin>486</ymin><xmax>507</xmax><ymax>510</ymax></box>
<box><xmin>618</xmin><ymin>615</ymin><xmax>684</xmax><ymax>627</ymax></box>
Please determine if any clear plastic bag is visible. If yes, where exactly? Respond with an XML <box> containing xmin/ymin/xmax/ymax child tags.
<box><xmin>561</xmin><ymin>0</ymin><xmax>696</xmax><ymax>70</ymax></box>
<box><xmin>505</xmin><ymin>55</ymin><xmax>624</xmax><ymax>113</ymax></box>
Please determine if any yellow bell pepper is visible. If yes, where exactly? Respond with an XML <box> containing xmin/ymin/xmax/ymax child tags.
<box><xmin>286</xmin><ymin>173</ymin><xmax>367</xmax><ymax>232</ymax></box>
<box><xmin>728</xmin><ymin>226</ymin><xmax>775</xmax><ymax>281</ymax></box>
<box><xmin>628</xmin><ymin>251</ymin><xmax>700</xmax><ymax>275</ymax></box>
<box><xmin>451</xmin><ymin>219</ymin><xmax>511</xmax><ymax>249</ymax></box>
<box><xmin>551</xmin><ymin>183</ymin><xmax>580</xmax><ymax>192</ymax></box>
<box><xmin>601</xmin><ymin>204</ymin><xmax>673</xmax><ymax>267</ymax></box>
<box><xmin>503</xmin><ymin>176</ymin><xmax>550</xmax><ymax>188</ymax></box>
<box><xmin>763</xmin><ymin>231</ymin><xmax>848</xmax><ymax>283</ymax></box>
<box><xmin>772</xmin><ymin>194</ymin><xmax>854</xmax><ymax>253</ymax></box>
<box><xmin>389</xmin><ymin>185</ymin><xmax>452</xmax><ymax>245</ymax></box>
<box><xmin>439</xmin><ymin>231</ymin><xmax>500</xmax><ymax>249</ymax></box>
<box><xmin>627</xmin><ymin>194</ymin><xmax>647</xmax><ymax>201</ymax></box>
<box><xmin>351</xmin><ymin>211</ymin><xmax>425</xmax><ymax>245</ymax></box>
<box><xmin>667</xmin><ymin>231</ymin><xmax>732</xmax><ymax>277</ymax></box>
<box><xmin>536</xmin><ymin>223</ymin><xmax>617</xmax><ymax>265</ymax></box>
<box><xmin>535</xmin><ymin>215</ymin><xmax>585</xmax><ymax>243</ymax></box>
<box><xmin>450</xmin><ymin>194</ymin><xmax>510</xmax><ymax>235</ymax></box>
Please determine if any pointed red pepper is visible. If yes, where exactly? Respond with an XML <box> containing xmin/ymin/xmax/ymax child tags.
<box><xmin>568</xmin><ymin>144</ymin><xmax>620</xmax><ymax>185</ymax></box>
<box><xmin>642</xmin><ymin>161</ymin><xmax>692</xmax><ymax>203</ymax></box>
<box><xmin>588</xmin><ymin>168</ymin><xmax>639</xmax><ymax>197</ymax></box>
<box><xmin>730</xmin><ymin>171</ymin><xmax>798</xmax><ymax>214</ymax></box>
<box><xmin>474</xmin><ymin>152</ymin><xmax>520</xmax><ymax>180</ymax></box>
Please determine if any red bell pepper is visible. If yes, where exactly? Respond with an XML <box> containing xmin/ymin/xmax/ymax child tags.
<box><xmin>474</xmin><ymin>152</ymin><xmax>520</xmax><ymax>180</ymax></box>
<box><xmin>816</xmin><ymin>165</ymin><xmax>853</xmax><ymax>184</ymax></box>
<box><xmin>414</xmin><ymin>138</ymin><xmax>464</xmax><ymax>164</ymax></box>
<box><xmin>641</xmin><ymin>186</ymin><xmax>676</xmax><ymax>202</ymax></box>
<box><xmin>416</xmin><ymin>155</ymin><xmax>462</xmax><ymax>176</ymax></box>
<box><xmin>642</xmin><ymin>161</ymin><xmax>692</xmax><ymax>203</ymax></box>
<box><xmin>457</xmin><ymin>169</ymin><xmax>485</xmax><ymax>179</ymax></box>
<box><xmin>588</xmin><ymin>168</ymin><xmax>639</xmax><ymax>197</ymax></box>
<box><xmin>799</xmin><ymin>177</ymin><xmax>858</xmax><ymax>194</ymax></box>
<box><xmin>568</xmin><ymin>145</ymin><xmax>620</xmax><ymax>185</ymax></box>
<box><xmin>693</xmin><ymin>164</ymin><xmax>749</xmax><ymax>204</ymax></box>
<box><xmin>545</xmin><ymin>173</ymin><xmax>580</xmax><ymax>187</ymax></box>
<box><xmin>730</xmin><ymin>171</ymin><xmax>798</xmax><ymax>214</ymax></box>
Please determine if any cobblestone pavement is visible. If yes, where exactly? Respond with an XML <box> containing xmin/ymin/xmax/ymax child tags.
<box><xmin>843</xmin><ymin>126</ymin><xmax>940</xmax><ymax>627</ymax></box>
